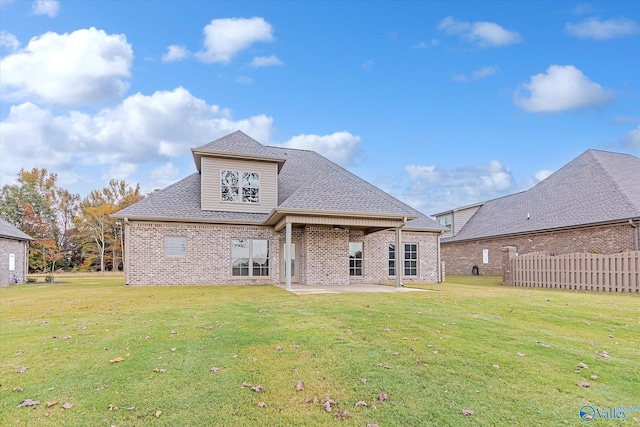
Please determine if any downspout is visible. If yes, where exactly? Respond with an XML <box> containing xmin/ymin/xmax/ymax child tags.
<box><xmin>630</xmin><ymin>219</ymin><xmax>639</xmax><ymax>251</ymax></box>
<box><xmin>395</xmin><ymin>217</ymin><xmax>407</xmax><ymax>288</ymax></box>
<box><xmin>124</xmin><ymin>217</ymin><xmax>130</xmax><ymax>285</ymax></box>
<box><xmin>437</xmin><ymin>232</ymin><xmax>442</xmax><ymax>283</ymax></box>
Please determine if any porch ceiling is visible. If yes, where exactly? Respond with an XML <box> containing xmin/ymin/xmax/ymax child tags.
<box><xmin>272</xmin><ymin>213</ymin><xmax>406</xmax><ymax>233</ymax></box>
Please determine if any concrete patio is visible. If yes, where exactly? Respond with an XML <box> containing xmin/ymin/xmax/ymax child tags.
<box><xmin>275</xmin><ymin>283</ymin><xmax>432</xmax><ymax>295</ymax></box>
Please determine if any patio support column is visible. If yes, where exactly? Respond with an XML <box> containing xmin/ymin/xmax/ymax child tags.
<box><xmin>285</xmin><ymin>220</ymin><xmax>292</xmax><ymax>290</ymax></box>
<box><xmin>396</xmin><ymin>225</ymin><xmax>403</xmax><ymax>288</ymax></box>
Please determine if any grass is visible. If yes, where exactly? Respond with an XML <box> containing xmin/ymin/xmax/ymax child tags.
<box><xmin>1</xmin><ymin>274</ymin><xmax>638</xmax><ymax>426</ymax></box>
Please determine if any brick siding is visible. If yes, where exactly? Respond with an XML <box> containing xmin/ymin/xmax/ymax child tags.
<box><xmin>442</xmin><ymin>222</ymin><xmax>639</xmax><ymax>276</ymax></box>
<box><xmin>127</xmin><ymin>222</ymin><xmax>441</xmax><ymax>286</ymax></box>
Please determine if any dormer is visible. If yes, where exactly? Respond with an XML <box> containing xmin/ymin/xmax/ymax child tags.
<box><xmin>192</xmin><ymin>131</ymin><xmax>286</xmax><ymax>214</ymax></box>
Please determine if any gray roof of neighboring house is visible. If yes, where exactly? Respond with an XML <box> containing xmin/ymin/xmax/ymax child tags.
<box><xmin>444</xmin><ymin>149</ymin><xmax>640</xmax><ymax>242</ymax></box>
<box><xmin>0</xmin><ymin>218</ymin><xmax>33</xmax><ymax>241</ymax></box>
<box><xmin>115</xmin><ymin>132</ymin><xmax>442</xmax><ymax>231</ymax></box>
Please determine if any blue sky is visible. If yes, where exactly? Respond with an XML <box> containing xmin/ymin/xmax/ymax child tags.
<box><xmin>1</xmin><ymin>0</ymin><xmax>638</xmax><ymax>215</ymax></box>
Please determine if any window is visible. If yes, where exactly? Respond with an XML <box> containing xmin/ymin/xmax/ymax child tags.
<box><xmin>221</xmin><ymin>170</ymin><xmax>260</xmax><ymax>203</ymax></box>
<box><xmin>388</xmin><ymin>244</ymin><xmax>396</xmax><ymax>276</ymax></box>
<box><xmin>349</xmin><ymin>242</ymin><xmax>363</xmax><ymax>276</ymax></box>
<box><xmin>165</xmin><ymin>236</ymin><xmax>186</xmax><ymax>256</ymax></box>
<box><xmin>231</xmin><ymin>239</ymin><xmax>269</xmax><ymax>277</ymax></box>
<box><xmin>388</xmin><ymin>243</ymin><xmax>418</xmax><ymax>276</ymax></box>
<box><xmin>404</xmin><ymin>243</ymin><xmax>418</xmax><ymax>276</ymax></box>
<box><xmin>438</xmin><ymin>215</ymin><xmax>452</xmax><ymax>229</ymax></box>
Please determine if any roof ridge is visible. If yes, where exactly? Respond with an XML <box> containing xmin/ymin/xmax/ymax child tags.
<box><xmin>589</xmin><ymin>150</ymin><xmax>640</xmax><ymax>214</ymax></box>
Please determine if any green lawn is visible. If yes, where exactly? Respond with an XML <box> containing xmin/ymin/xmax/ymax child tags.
<box><xmin>1</xmin><ymin>275</ymin><xmax>638</xmax><ymax>426</ymax></box>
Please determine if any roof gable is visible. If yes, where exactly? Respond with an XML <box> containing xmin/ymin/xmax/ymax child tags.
<box><xmin>191</xmin><ymin>130</ymin><xmax>286</xmax><ymax>172</ymax></box>
<box><xmin>447</xmin><ymin>149</ymin><xmax>640</xmax><ymax>242</ymax></box>
<box><xmin>0</xmin><ymin>218</ymin><xmax>33</xmax><ymax>241</ymax></box>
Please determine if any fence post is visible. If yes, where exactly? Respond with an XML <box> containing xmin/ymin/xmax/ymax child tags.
<box><xmin>502</xmin><ymin>246</ymin><xmax>518</xmax><ymax>286</ymax></box>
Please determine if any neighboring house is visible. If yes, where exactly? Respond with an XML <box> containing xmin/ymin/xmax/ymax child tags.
<box><xmin>434</xmin><ymin>149</ymin><xmax>640</xmax><ymax>276</ymax></box>
<box><xmin>113</xmin><ymin>131</ymin><xmax>445</xmax><ymax>286</ymax></box>
<box><xmin>0</xmin><ymin>218</ymin><xmax>32</xmax><ymax>286</ymax></box>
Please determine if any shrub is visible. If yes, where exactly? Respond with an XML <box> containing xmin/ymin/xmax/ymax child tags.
<box><xmin>26</xmin><ymin>277</ymin><xmax>37</xmax><ymax>283</ymax></box>
<box><xmin>44</xmin><ymin>275</ymin><xmax>54</xmax><ymax>283</ymax></box>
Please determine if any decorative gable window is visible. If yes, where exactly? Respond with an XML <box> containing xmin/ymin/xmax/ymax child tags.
<box><xmin>438</xmin><ymin>215</ymin><xmax>452</xmax><ymax>229</ymax></box>
<box><xmin>221</xmin><ymin>170</ymin><xmax>260</xmax><ymax>203</ymax></box>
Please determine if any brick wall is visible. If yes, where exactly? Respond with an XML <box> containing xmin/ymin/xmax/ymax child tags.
<box><xmin>127</xmin><ymin>221</ymin><xmax>442</xmax><ymax>286</ymax></box>
<box><xmin>442</xmin><ymin>222</ymin><xmax>638</xmax><ymax>276</ymax></box>
<box><xmin>0</xmin><ymin>238</ymin><xmax>29</xmax><ymax>286</ymax></box>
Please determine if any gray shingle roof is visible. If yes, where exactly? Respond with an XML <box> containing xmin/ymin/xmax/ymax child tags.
<box><xmin>445</xmin><ymin>149</ymin><xmax>640</xmax><ymax>242</ymax></box>
<box><xmin>194</xmin><ymin>130</ymin><xmax>286</xmax><ymax>161</ymax></box>
<box><xmin>115</xmin><ymin>132</ymin><xmax>442</xmax><ymax>231</ymax></box>
<box><xmin>0</xmin><ymin>218</ymin><xmax>33</xmax><ymax>241</ymax></box>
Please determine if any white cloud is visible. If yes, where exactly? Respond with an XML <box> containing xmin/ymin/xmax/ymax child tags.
<box><xmin>534</xmin><ymin>169</ymin><xmax>553</xmax><ymax>182</ymax></box>
<box><xmin>362</xmin><ymin>60</ymin><xmax>374</xmax><ymax>71</ymax></box>
<box><xmin>0</xmin><ymin>27</ymin><xmax>133</xmax><ymax>107</ymax></box>
<box><xmin>471</xmin><ymin>65</ymin><xmax>499</xmax><ymax>79</ymax></box>
<box><xmin>412</xmin><ymin>39</ymin><xmax>439</xmax><ymax>49</ymax></box>
<box><xmin>102</xmin><ymin>163</ymin><xmax>137</xmax><ymax>181</ymax></box>
<box><xmin>149</xmin><ymin>162</ymin><xmax>181</xmax><ymax>188</ymax></box>
<box><xmin>438</xmin><ymin>16</ymin><xmax>522</xmax><ymax>47</ymax></box>
<box><xmin>0</xmin><ymin>87</ymin><xmax>275</xmax><ymax>190</ymax></box>
<box><xmin>195</xmin><ymin>17</ymin><xmax>274</xmax><ymax>64</ymax></box>
<box><xmin>0</xmin><ymin>31</ymin><xmax>19</xmax><ymax>52</ymax></box>
<box><xmin>621</xmin><ymin>125</ymin><xmax>640</xmax><ymax>151</ymax></box>
<box><xmin>402</xmin><ymin>160</ymin><xmax>515</xmax><ymax>212</ymax></box>
<box><xmin>250</xmin><ymin>55</ymin><xmax>283</xmax><ymax>67</ymax></box>
<box><xmin>565</xmin><ymin>17</ymin><xmax>639</xmax><ymax>40</ymax></box>
<box><xmin>513</xmin><ymin>65</ymin><xmax>613</xmax><ymax>113</ymax></box>
<box><xmin>280</xmin><ymin>132</ymin><xmax>362</xmax><ymax>167</ymax></box>
<box><xmin>452</xmin><ymin>65</ymin><xmax>499</xmax><ymax>83</ymax></box>
<box><xmin>32</xmin><ymin>0</ymin><xmax>59</xmax><ymax>17</ymax></box>
<box><xmin>162</xmin><ymin>45</ymin><xmax>189</xmax><ymax>62</ymax></box>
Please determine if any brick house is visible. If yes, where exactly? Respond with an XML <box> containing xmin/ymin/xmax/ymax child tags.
<box><xmin>0</xmin><ymin>218</ymin><xmax>32</xmax><ymax>286</ymax></box>
<box><xmin>113</xmin><ymin>131</ymin><xmax>445</xmax><ymax>286</ymax></box>
<box><xmin>434</xmin><ymin>149</ymin><xmax>640</xmax><ymax>276</ymax></box>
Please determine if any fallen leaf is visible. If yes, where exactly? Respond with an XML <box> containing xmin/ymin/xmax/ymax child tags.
<box><xmin>383</xmin><ymin>328</ymin><xmax>391</xmax><ymax>332</ymax></box>
<box><xmin>596</xmin><ymin>350</ymin><xmax>610</xmax><ymax>358</ymax></box>
<box><xmin>170</xmin><ymin>330</ymin><xmax>178</xmax><ymax>335</ymax></box>
<box><xmin>577</xmin><ymin>381</ymin><xmax>590</xmax><ymax>387</ymax></box>
<box><xmin>379</xmin><ymin>393</ymin><xmax>388</xmax><ymax>402</ymax></box>
<box><xmin>61</xmin><ymin>402</ymin><xmax>73</xmax><ymax>410</ymax></box>
<box><xmin>155</xmin><ymin>410</ymin><xmax>162</xmax><ymax>417</ymax></box>
<box><xmin>540</xmin><ymin>343</ymin><xmax>551</xmax><ymax>348</ymax></box>
<box><xmin>355</xmin><ymin>401</ymin><xmax>367</xmax><ymax>407</ymax></box>
<box><xmin>338</xmin><ymin>337</ymin><xmax>345</xmax><ymax>341</ymax></box>
<box><xmin>14</xmin><ymin>366</ymin><xmax>27</xmax><ymax>374</ymax></box>
<box><xmin>210</xmin><ymin>367</ymin><xmax>220</xmax><ymax>372</ymax></box>
<box><xmin>251</xmin><ymin>385</ymin><xmax>263</xmax><ymax>392</ymax></box>
<box><xmin>242</xmin><ymin>382</ymin><xmax>253</xmax><ymax>388</ymax></box>
<box><xmin>335</xmin><ymin>410</ymin><xmax>349</xmax><ymax>419</ymax></box>
<box><xmin>323</xmin><ymin>401</ymin><xmax>333</xmax><ymax>412</ymax></box>
<box><xmin>126</xmin><ymin>406</ymin><xmax>135</xmax><ymax>411</ymax></box>
<box><xmin>492</xmin><ymin>364</ymin><xmax>500</xmax><ymax>369</ymax></box>
<box><xmin>392</xmin><ymin>352</ymin><xmax>400</xmax><ymax>355</ymax></box>
<box><xmin>44</xmin><ymin>411</ymin><xmax>51</xmax><ymax>417</ymax></box>
<box><xmin>577</xmin><ymin>363</ymin><xmax>589</xmax><ymax>369</ymax></box>
<box><xmin>516</xmin><ymin>352</ymin><xmax>526</xmax><ymax>357</ymax></box>
<box><xmin>253</xmin><ymin>358</ymin><xmax>258</xmax><ymax>363</ymax></box>
<box><xmin>608</xmin><ymin>334</ymin><xmax>614</xmax><ymax>338</ymax></box>
<box><xmin>171</xmin><ymin>348</ymin><xmax>176</xmax><ymax>352</ymax></box>
<box><xmin>367</xmin><ymin>424</ymin><xmax>379</xmax><ymax>427</ymax></box>
<box><xmin>108</xmin><ymin>404</ymin><xmax>118</xmax><ymax>411</ymax></box>
<box><xmin>296</xmin><ymin>381</ymin><xmax>304</xmax><ymax>391</ymax></box>
<box><xmin>12</xmin><ymin>387</ymin><xmax>24</xmax><ymax>392</ymax></box>
<box><xmin>257</xmin><ymin>401</ymin><xmax>267</xmax><ymax>407</ymax></box>
<box><xmin>294</xmin><ymin>344</ymin><xmax>301</xmax><ymax>348</ymax></box>
<box><xmin>590</xmin><ymin>375</ymin><xmax>598</xmax><ymax>380</ymax></box>
<box><xmin>204</xmin><ymin>326</ymin><xmax>213</xmax><ymax>330</ymax></box>
<box><xmin>17</xmin><ymin>399</ymin><xmax>39</xmax><ymax>408</ymax></box>
<box><xmin>462</xmin><ymin>409</ymin><xmax>474</xmax><ymax>416</ymax></box>
<box><xmin>361</xmin><ymin>378</ymin><xmax>368</xmax><ymax>384</ymax></box>
<box><xmin>384</xmin><ymin>365</ymin><xmax>392</xmax><ymax>369</ymax></box>
<box><xmin>153</xmin><ymin>368</ymin><xmax>166</xmax><ymax>373</ymax></box>
<box><xmin>109</xmin><ymin>357</ymin><xmax>124</xmax><ymax>363</ymax></box>
<box><xmin>46</xmin><ymin>401</ymin><xmax>59</xmax><ymax>407</ymax></box>
<box><xmin>274</xmin><ymin>346</ymin><xmax>282</xmax><ymax>351</ymax></box>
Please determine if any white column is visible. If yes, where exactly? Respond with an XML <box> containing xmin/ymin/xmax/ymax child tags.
<box><xmin>396</xmin><ymin>225</ymin><xmax>403</xmax><ymax>288</ymax></box>
<box><xmin>285</xmin><ymin>220</ymin><xmax>292</xmax><ymax>290</ymax></box>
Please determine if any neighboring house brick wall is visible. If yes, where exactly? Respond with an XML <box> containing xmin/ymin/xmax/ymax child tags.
<box><xmin>442</xmin><ymin>222</ymin><xmax>638</xmax><ymax>276</ymax></box>
<box><xmin>0</xmin><ymin>238</ymin><xmax>28</xmax><ymax>286</ymax></box>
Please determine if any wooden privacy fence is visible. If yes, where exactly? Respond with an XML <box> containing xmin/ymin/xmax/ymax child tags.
<box><xmin>503</xmin><ymin>249</ymin><xmax>639</xmax><ymax>293</ymax></box>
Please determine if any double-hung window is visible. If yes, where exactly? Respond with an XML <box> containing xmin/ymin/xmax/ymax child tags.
<box><xmin>221</xmin><ymin>170</ymin><xmax>260</xmax><ymax>203</ymax></box>
<box><xmin>231</xmin><ymin>239</ymin><xmax>269</xmax><ymax>277</ymax></box>
<box><xmin>349</xmin><ymin>242</ymin><xmax>363</xmax><ymax>276</ymax></box>
<box><xmin>165</xmin><ymin>236</ymin><xmax>186</xmax><ymax>256</ymax></box>
<box><xmin>388</xmin><ymin>243</ymin><xmax>418</xmax><ymax>276</ymax></box>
